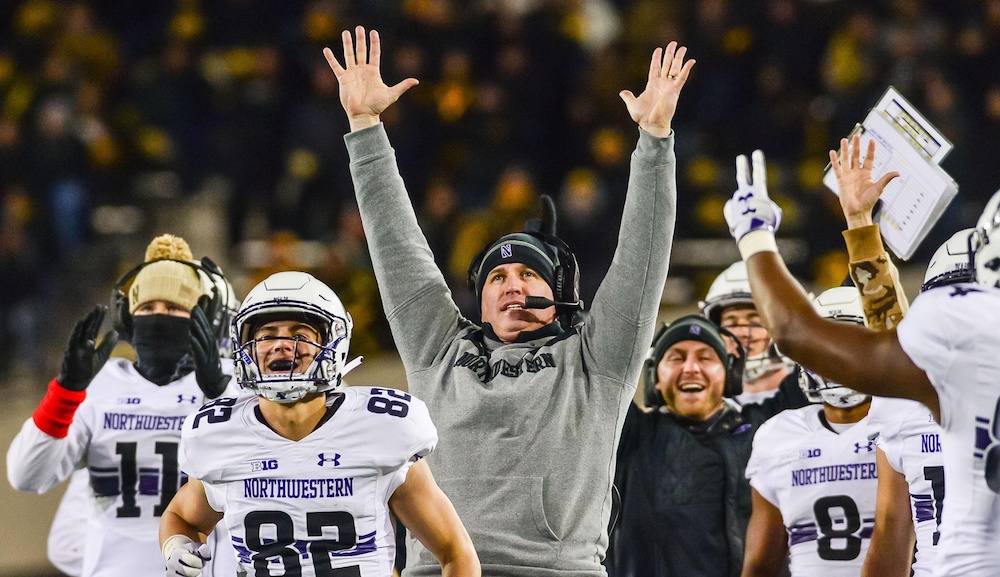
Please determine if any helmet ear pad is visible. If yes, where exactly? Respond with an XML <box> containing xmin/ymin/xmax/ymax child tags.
<box><xmin>642</xmin><ymin>320</ymin><xmax>745</xmax><ymax>409</ymax></box>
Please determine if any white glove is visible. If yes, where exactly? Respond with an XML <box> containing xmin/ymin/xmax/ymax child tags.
<box><xmin>724</xmin><ymin>149</ymin><xmax>783</xmax><ymax>241</ymax></box>
<box><xmin>163</xmin><ymin>535</ymin><xmax>211</xmax><ymax>577</ymax></box>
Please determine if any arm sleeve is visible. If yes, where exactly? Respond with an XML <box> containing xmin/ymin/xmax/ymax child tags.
<box><xmin>6</xmin><ymin>413</ymin><xmax>89</xmax><ymax>494</ymax></box>
<box><xmin>745</xmin><ymin>423</ymin><xmax>779</xmax><ymax>506</ymax></box>
<box><xmin>582</xmin><ymin>129</ymin><xmax>677</xmax><ymax>384</ymax></box>
<box><xmin>613</xmin><ymin>403</ymin><xmax>643</xmax><ymax>507</ymax></box>
<box><xmin>843</xmin><ymin>224</ymin><xmax>909</xmax><ymax>331</ymax></box>
<box><xmin>897</xmin><ymin>289</ymin><xmax>969</xmax><ymax>430</ymax></box>
<box><xmin>345</xmin><ymin>124</ymin><xmax>475</xmax><ymax>374</ymax></box>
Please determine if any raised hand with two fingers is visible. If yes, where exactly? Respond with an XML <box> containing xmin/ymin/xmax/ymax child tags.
<box><xmin>724</xmin><ymin>149</ymin><xmax>783</xmax><ymax>246</ymax></box>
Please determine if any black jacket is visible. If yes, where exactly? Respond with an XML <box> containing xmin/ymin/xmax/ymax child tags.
<box><xmin>606</xmin><ymin>373</ymin><xmax>807</xmax><ymax>577</ymax></box>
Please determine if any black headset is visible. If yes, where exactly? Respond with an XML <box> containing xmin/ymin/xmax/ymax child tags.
<box><xmin>111</xmin><ymin>256</ymin><xmax>231</xmax><ymax>344</ymax></box>
<box><xmin>466</xmin><ymin>195</ymin><xmax>582</xmax><ymax>313</ymax></box>
<box><xmin>642</xmin><ymin>316</ymin><xmax>746</xmax><ymax>409</ymax></box>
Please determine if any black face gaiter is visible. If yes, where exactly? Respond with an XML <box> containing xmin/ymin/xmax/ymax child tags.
<box><xmin>132</xmin><ymin>315</ymin><xmax>194</xmax><ymax>386</ymax></box>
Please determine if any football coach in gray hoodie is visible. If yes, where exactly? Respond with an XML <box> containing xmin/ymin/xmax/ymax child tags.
<box><xmin>324</xmin><ymin>26</ymin><xmax>694</xmax><ymax>577</ymax></box>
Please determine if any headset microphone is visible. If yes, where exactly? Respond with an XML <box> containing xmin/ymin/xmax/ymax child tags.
<box><xmin>524</xmin><ymin>296</ymin><xmax>584</xmax><ymax>311</ymax></box>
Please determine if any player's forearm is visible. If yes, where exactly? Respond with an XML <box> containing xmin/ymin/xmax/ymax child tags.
<box><xmin>745</xmin><ymin>251</ymin><xmax>817</xmax><ymax>356</ymax></box>
<box><xmin>439</xmin><ymin>540</ymin><xmax>481</xmax><ymax>577</ymax></box>
<box><xmin>159</xmin><ymin>509</ymin><xmax>205</xmax><ymax>547</ymax></box>
<box><xmin>844</xmin><ymin>224</ymin><xmax>908</xmax><ymax>330</ymax></box>
<box><xmin>860</xmin><ymin>526</ymin><xmax>913</xmax><ymax>577</ymax></box>
<box><xmin>740</xmin><ymin>558</ymin><xmax>782</xmax><ymax>577</ymax></box>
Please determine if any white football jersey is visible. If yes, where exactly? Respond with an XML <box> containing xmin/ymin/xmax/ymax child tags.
<box><xmin>48</xmin><ymin>469</ymin><xmax>90</xmax><ymax>576</ymax></box>
<box><xmin>6</xmin><ymin>358</ymin><xmax>240</xmax><ymax>577</ymax></box>
<box><xmin>746</xmin><ymin>404</ymin><xmax>878</xmax><ymax>577</ymax></box>
<box><xmin>897</xmin><ymin>283</ymin><xmax>1000</xmax><ymax>577</ymax></box>
<box><xmin>866</xmin><ymin>396</ymin><xmax>943</xmax><ymax>575</ymax></box>
<box><xmin>180</xmin><ymin>386</ymin><xmax>437</xmax><ymax>577</ymax></box>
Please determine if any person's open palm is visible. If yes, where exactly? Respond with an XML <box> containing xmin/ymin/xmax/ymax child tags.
<box><xmin>829</xmin><ymin>134</ymin><xmax>899</xmax><ymax>228</ymax></box>
<box><xmin>323</xmin><ymin>26</ymin><xmax>418</xmax><ymax>131</ymax></box>
<box><xmin>619</xmin><ymin>41</ymin><xmax>695</xmax><ymax>138</ymax></box>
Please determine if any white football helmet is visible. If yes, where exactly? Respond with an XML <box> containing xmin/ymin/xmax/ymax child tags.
<box><xmin>232</xmin><ymin>271</ymin><xmax>360</xmax><ymax>403</ymax></box>
<box><xmin>973</xmin><ymin>189</ymin><xmax>1000</xmax><ymax>289</ymax></box>
<box><xmin>921</xmin><ymin>228</ymin><xmax>975</xmax><ymax>292</ymax></box>
<box><xmin>700</xmin><ymin>261</ymin><xmax>791</xmax><ymax>382</ymax></box>
<box><xmin>798</xmin><ymin>286</ymin><xmax>870</xmax><ymax>409</ymax></box>
<box><xmin>699</xmin><ymin>261</ymin><xmax>753</xmax><ymax>324</ymax></box>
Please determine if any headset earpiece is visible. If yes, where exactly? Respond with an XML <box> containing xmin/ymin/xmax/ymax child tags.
<box><xmin>717</xmin><ymin>326</ymin><xmax>746</xmax><ymax>398</ymax></box>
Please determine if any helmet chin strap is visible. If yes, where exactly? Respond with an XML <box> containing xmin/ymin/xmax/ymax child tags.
<box><xmin>342</xmin><ymin>356</ymin><xmax>363</xmax><ymax>378</ymax></box>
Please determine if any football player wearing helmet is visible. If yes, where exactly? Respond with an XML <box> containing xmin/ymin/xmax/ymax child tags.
<box><xmin>328</xmin><ymin>26</ymin><xmax>692</xmax><ymax>577</ymax></box>
<box><xmin>743</xmin><ymin>287</ymin><xmax>876</xmax><ymax>577</ymax></box>
<box><xmin>725</xmin><ymin>136</ymin><xmax>1000</xmax><ymax>576</ymax></box>
<box><xmin>160</xmin><ymin>271</ymin><xmax>479</xmax><ymax>577</ymax></box>
<box><xmin>6</xmin><ymin>234</ymin><xmax>240</xmax><ymax>577</ymax></box>
<box><xmin>700</xmin><ymin>261</ymin><xmax>795</xmax><ymax>405</ymax></box>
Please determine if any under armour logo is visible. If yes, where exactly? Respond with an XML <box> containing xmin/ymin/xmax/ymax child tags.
<box><xmin>854</xmin><ymin>441</ymin><xmax>875</xmax><ymax>453</ymax></box>
<box><xmin>178</xmin><ymin>394</ymin><xmax>198</xmax><ymax>404</ymax></box>
<box><xmin>317</xmin><ymin>453</ymin><xmax>341</xmax><ymax>467</ymax></box>
<box><xmin>500</xmin><ymin>244</ymin><xmax>512</xmax><ymax>258</ymax></box>
<box><xmin>950</xmin><ymin>286</ymin><xmax>981</xmax><ymax>297</ymax></box>
<box><xmin>738</xmin><ymin>193</ymin><xmax>757</xmax><ymax>216</ymax></box>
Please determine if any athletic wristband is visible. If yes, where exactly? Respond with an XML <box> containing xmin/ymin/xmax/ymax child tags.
<box><xmin>32</xmin><ymin>379</ymin><xmax>86</xmax><ymax>438</ymax></box>
<box><xmin>738</xmin><ymin>230</ymin><xmax>779</xmax><ymax>260</ymax></box>
<box><xmin>162</xmin><ymin>534</ymin><xmax>195</xmax><ymax>561</ymax></box>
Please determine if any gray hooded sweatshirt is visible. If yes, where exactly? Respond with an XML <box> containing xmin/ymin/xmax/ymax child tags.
<box><xmin>345</xmin><ymin>123</ymin><xmax>676</xmax><ymax>576</ymax></box>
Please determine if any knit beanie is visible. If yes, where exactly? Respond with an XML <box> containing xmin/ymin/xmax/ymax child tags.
<box><xmin>128</xmin><ymin>234</ymin><xmax>204</xmax><ymax>313</ymax></box>
<box><xmin>473</xmin><ymin>233</ymin><xmax>558</xmax><ymax>299</ymax></box>
<box><xmin>652</xmin><ymin>315</ymin><xmax>729</xmax><ymax>367</ymax></box>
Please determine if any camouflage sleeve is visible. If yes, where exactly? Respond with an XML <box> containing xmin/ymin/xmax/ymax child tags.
<box><xmin>842</xmin><ymin>224</ymin><xmax>909</xmax><ymax>331</ymax></box>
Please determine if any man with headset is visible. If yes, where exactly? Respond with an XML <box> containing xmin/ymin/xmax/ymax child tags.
<box><xmin>6</xmin><ymin>234</ymin><xmax>239</xmax><ymax>577</ymax></box>
<box><xmin>607</xmin><ymin>315</ymin><xmax>807</xmax><ymax>577</ymax></box>
<box><xmin>325</xmin><ymin>26</ymin><xmax>692</xmax><ymax>576</ymax></box>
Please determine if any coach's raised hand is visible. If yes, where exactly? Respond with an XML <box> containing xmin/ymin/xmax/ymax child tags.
<box><xmin>324</xmin><ymin>26</ymin><xmax>419</xmax><ymax>132</ymax></box>
<box><xmin>619</xmin><ymin>41</ymin><xmax>695</xmax><ymax>138</ymax></box>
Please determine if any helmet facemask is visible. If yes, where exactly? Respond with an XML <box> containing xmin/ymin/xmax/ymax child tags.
<box><xmin>973</xmin><ymin>190</ymin><xmax>1000</xmax><ymax>289</ymax></box>
<box><xmin>232</xmin><ymin>272</ymin><xmax>361</xmax><ymax>404</ymax></box>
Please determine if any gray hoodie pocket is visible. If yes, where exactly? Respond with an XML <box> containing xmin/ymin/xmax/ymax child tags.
<box><xmin>437</xmin><ymin>476</ymin><xmax>559</xmax><ymax>565</ymax></box>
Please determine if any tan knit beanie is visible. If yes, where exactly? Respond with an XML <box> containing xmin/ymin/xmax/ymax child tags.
<box><xmin>128</xmin><ymin>234</ymin><xmax>204</xmax><ymax>313</ymax></box>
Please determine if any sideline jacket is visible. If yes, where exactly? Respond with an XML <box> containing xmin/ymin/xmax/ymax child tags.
<box><xmin>607</xmin><ymin>374</ymin><xmax>807</xmax><ymax>577</ymax></box>
<box><xmin>346</xmin><ymin>123</ymin><xmax>676</xmax><ymax>576</ymax></box>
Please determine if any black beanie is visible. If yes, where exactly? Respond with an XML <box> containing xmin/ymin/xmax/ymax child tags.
<box><xmin>652</xmin><ymin>315</ymin><xmax>729</xmax><ymax>367</ymax></box>
<box><xmin>473</xmin><ymin>233</ymin><xmax>558</xmax><ymax>298</ymax></box>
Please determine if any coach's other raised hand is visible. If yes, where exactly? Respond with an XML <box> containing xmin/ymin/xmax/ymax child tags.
<box><xmin>323</xmin><ymin>26</ymin><xmax>419</xmax><ymax>133</ymax></box>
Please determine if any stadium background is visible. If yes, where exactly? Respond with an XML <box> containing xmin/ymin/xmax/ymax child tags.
<box><xmin>0</xmin><ymin>0</ymin><xmax>996</xmax><ymax>574</ymax></box>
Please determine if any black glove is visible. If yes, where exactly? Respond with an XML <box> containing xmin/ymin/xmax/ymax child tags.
<box><xmin>59</xmin><ymin>305</ymin><xmax>119</xmax><ymax>391</ymax></box>
<box><xmin>190</xmin><ymin>296</ymin><xmax>229</xmax><ymax>399</ymax></box>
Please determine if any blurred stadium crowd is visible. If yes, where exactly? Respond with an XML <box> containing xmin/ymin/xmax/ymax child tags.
<box><xmin>1</xmin><ymin>0</ymin><xmax>999</xmax><ymax>382</ymax></box>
